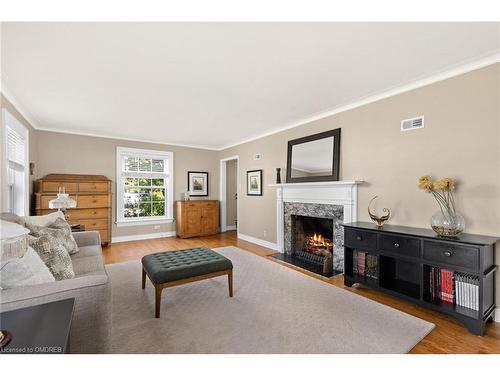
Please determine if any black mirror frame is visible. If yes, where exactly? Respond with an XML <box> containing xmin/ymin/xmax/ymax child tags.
<box><xmin>286</xmin><ymin>128</ymin><xmax>341</xmax><ymax>183</ymax></box>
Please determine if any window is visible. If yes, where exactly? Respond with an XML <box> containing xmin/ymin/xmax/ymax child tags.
<box><xmin>2</xmin><ymin>109</ymin><xmax>29</xmax><ymax>216</ymax></box>
<box><xmin>116</xmin><ymin>147</ymin><xmax>173</xmax><ymax>225</ymax></box>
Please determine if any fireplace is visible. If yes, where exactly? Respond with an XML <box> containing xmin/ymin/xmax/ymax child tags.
<box><xmin>270</xmin><ymin>180</ymin><xmax>361</xmax><ymax>277</ymax></box>
<box><xmin>291</xmin><ymin>215</ymin><xmax>334</xmax><ymax>274</ymax></box>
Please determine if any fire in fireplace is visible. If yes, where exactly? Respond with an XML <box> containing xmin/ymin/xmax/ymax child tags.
<box><xmin>291</xmin><ymin>215</ymin><xmax>335</xmax><ymax>274</ymax></box>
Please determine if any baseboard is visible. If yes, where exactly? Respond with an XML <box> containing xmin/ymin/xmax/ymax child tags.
<box><xmin>226</xmin><ymin>225</ymin><xmax>237</xmax><ymax>231</ymax></box>
<box><xmin>237</xmin><ymin>233</ymin><xmax>279</xmax><ymax>251</ymax></box>
<box><xmin>112</xmin><ymin>231</ymin><xmax>176</xmax><ymax>243</ymax></box>
<box><xmin>494</xmin><ymin>308</ymin><xmax>500</xmax><ymax>323</ymax></box>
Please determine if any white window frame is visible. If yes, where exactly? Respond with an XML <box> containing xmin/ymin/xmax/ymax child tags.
<box><xmin>116</xmin><ymin>147</ymin><xmax>174</xmax><ymax>226</ymax></box>
<box><xmin>1</xmin><ymin>108</ymin><xmax>29</xmax><ymax>216</ymax></box>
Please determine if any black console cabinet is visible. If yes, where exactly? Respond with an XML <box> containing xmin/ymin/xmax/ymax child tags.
<box><xmin>342</xmin><ymin>222</ymin><xmax>498</xmax><ymax>335</ymax></box>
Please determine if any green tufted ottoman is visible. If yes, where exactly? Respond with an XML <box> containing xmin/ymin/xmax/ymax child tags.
<box><xmin>141</xmin><ymin>247</ymin><xmax>233</xmax><ymax>318</ymax></box>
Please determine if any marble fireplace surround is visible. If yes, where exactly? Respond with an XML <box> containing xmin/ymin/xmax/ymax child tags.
<box><xmin>272</xmin><ymin>181</ymin><xmax>362</xmax><ymax>271</ymax></box>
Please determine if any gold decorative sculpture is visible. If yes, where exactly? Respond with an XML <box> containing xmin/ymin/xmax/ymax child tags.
<box><xmin>368</xmin><ymin>196</ymin><xmax>391</xmax><ymax>227</ymax></box>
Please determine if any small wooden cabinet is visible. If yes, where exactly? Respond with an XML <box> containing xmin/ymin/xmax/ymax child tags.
<box><xmin>176</xmin><ymin>200</ymin><xmax>219</xmax><ymax>238</ymax></box>
<box><xmin>35</xmin><ymin>174</ymin><xmax>112</xmax><ymax>245</ymax></box>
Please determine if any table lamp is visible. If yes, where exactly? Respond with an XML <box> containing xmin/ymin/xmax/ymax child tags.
<box><xmin>0</xmin><ymin>220</ymin><xmax>30</xmax><ymax>349</ymax></box>
<box><xmin>49</xmin><ymin>187</ymin><xmax>77</xmax><ymax>219</ymax></box>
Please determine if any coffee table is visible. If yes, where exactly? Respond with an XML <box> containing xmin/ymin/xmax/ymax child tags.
<box><xmin>0</xmin><ymin>298</ymin><xmax>75</xmax><ymax>354</ymax></box>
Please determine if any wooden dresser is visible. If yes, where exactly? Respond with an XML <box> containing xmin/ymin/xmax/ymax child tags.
<box><xmin>176</xmin><ymin>200</ymin><xmax>219</xmax><ymax>238</ymax></box>
<box><xmin>35</xmin><ymin>174</ymin><xmax>112</xmax><ymax>245</ymax></box>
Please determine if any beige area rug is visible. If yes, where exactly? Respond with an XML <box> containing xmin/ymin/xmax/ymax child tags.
<box><xmin>107</xmin><ymin>246</ymin><xmax>434</xmax><ymax>353</ymax></box>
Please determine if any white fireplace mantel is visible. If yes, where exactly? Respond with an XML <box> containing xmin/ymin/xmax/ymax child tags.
<box><xmin>270</xmin><ymin>180</ymin><xmax>363</xmax><ymax>253</ymax></box>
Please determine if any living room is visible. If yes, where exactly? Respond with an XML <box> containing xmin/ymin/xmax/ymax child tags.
<box><xmin>1</xmin><ymin>1</ymin><xmax>499</xmax><ymax>372</ymax></box>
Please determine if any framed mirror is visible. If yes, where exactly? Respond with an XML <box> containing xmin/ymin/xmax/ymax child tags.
<box><xmin>286</xmin><ymin>128</ymin><xmax>341</xmax><ymax>183</ymax></box>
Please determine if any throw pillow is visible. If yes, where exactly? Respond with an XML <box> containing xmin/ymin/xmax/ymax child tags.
<box><xmin>26</xmin><ymin>218</ymin><xmax>79</xmax><ymax>255</ymax></box>
<box><xmin>0</xmin><ymin>247</ymin><xmax>55</xmax><ymax>289</ymax></box>
<box><xmin>23</xmin><ymin>211</ymin><xmax>65</xmax><ymax>227</ymax></box>
<box><xmin>28</xmin><ymin>233</ymin><xmax>75</xmax><ymax>280</ymax></box>
<box><xmin>0</xmin><ymin>212</ymin><xmax>23</xmax><ymax>225</ymax></box>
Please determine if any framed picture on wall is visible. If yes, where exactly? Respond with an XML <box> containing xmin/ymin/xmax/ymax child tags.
<box><xmin>188</xmin><ymin>171</ymin><xmax>208</xmax><ymax>196</ymax></box>
<box><xmin>246</xmin><ymin>169</ymin><xmax>263</xmax><ymax>196</ymax></box>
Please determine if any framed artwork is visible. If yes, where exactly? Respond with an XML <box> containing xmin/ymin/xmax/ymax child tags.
<box><xmin>246</xmin><ymin>169</ymin><xmax>263</xmax><ymax>196</ymax></box>
<box><xmin>188</xmin><ymin>171</ymin><xmax>208</xmax><ymax>196</ymax></box>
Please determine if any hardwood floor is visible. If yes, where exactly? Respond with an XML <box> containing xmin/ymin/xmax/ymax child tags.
<box><xmin>103</xmin><ymin>231</ymin><xmax>500</xmax><ymax>354</ymax></box>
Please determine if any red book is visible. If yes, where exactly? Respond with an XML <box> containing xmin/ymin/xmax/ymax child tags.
<box><xmin>430</xmin><ymin>268</ymin><xmax>434</xmax><ymax>299</ymax></box>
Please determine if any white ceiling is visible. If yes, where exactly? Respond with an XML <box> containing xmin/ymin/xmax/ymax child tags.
<box><xmin>1</xmin><ymin>22</ymin><xmax>499</xmax><ymax>150</ymax></box>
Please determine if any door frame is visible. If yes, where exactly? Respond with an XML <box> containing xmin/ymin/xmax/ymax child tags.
<box><xmin>219</xmin><ymin>155</ymin><xmax>239</xmax><ymax>234</ymax></box>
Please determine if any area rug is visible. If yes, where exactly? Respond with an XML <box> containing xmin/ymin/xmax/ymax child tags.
<box><xmin>107</xmin><ymin>246</ymin><xmax>434</xmax><ymax>353</ymax></box>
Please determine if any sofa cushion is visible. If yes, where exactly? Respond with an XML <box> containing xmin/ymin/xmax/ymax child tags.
<box><xmin>24</xmin><ymin>211</ymin><xmax>65</xmax><ymax>227</ymax></box>
<box><xmin>70</xmin><ymin>245</ymin><xmax>102</xmax><ymax>259</ymax></box>
<box><xmin>0</xmin><ymin>247</ymin><xmax>55</xmax><ymax>289</ymax></box>
<box><xmin>0</xmin><ymin>212</ymin><xmax>23</xmax><ymax>225</ymax></box>
<box><xmin>28</xmin><ymin>233</ymin><xmax>75</xmax><ymax>280</ymax></box>
<box><xmin>72</xmin><ymin>255</ymin><xmax>105</xmax><ymax>276</ymax></box>
<box><xmin>26</xmin><ymin>218</ymin><xmax>79</xmax><ymax>255</ymax></box>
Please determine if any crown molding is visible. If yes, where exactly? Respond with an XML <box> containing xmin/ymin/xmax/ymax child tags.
<box><xmin>217</xmin><ymin>51</ymin><xmax>500</xmax><ymax>151</ymax></box>
<box><xmin>0</xmin><ymin>79</ymin><xmax>41</xmax><ymax>129</ymax></box>
<box><xmin>33</xmin><ymin>126</ymin><xmax>220</xmax><ymax>150</ymax></box>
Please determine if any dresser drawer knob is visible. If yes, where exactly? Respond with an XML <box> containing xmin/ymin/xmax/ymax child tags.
<box><xmin>443</xmin><ymin>250</ymin><xmax>453</xmax><ymax>257</ymax></box>
<box><xmin>394</xmin><ymin>243</ymin><xmax>400</xmax><ymax>248</ymax></box>
<box><xmin>356</xmin><ymin>235</ymin><xmax>362</xmax><ymax>241</ymax></box>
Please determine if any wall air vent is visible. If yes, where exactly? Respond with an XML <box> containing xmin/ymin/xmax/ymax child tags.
<box><xmin>401</xmin><ymin>116</ymin><xmax>424</xmax><ymax>132</ymax></box>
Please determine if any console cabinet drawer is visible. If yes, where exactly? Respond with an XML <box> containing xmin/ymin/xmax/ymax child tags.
<box><xmin>379</xmin><ymin>234</ymin><xmax>420</xmax><ymax>258</ymax></box>
<box><xmin>344</xmin><ymin>229</ymin><xmax>377</xmax><ymax>250</ymax></box>
<box><xmin>423</xmin><ymin>240</ymin><xmax>479</xmax><ymax>271</ymax></box>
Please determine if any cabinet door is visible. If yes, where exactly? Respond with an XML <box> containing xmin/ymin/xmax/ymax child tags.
<box><xmin>185</xmin><ymin>205</ymin><xmax>202</xmax><ymax>235</ymax></box>
<box><xmin>201</xmin><ymin>206</ymin><xmax>218</xmax><ymax>233</ymax></box>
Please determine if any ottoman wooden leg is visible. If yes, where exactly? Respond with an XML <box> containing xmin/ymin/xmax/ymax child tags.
<box><xmin>142</xmin><ymin>268</ymin><xmax>146</xmax><ymax>289</ymax></box>
<box><xmin>228</xmin><ymin>269</ymin><xmax>233</xmax><ymax>297</ymax></box>
<box><xmin>155</xmin><ymin>286</ymin><xmax>163</xmax><ymax>318</ymax></box>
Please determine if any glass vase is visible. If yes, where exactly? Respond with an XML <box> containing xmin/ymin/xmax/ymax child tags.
<box><xmin>430</xmin><ymin>211</ymin><xmax>465</xmax><ymax>238</ymax></box>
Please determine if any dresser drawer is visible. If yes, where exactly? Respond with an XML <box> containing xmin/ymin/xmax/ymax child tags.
<box><xmin>40</xmin><ymin>195</ymin><xmax>78</xmax><ymax>209</ymax></box>
<box><xmin>423</xmin><ymin>240</ymin><xmax>479</xmax><ymax>271</ymax></box>
<box><xmin>69</xmin><ymin>218</ymin><xmax>108</xmax><ymax>230</ymax></box>
<box><xmin>379</xmin><ymin>234</ymin><xmax>420</xmax><ymax>258</ymax></box>
<box><xmin>65</xmin><ymin>208</ymin><xmax>109</xmax><ymax>220</ymax></box>
<box><xmin>344</xmin><ymin>229</ymin><xmax>377</xmax><ymax>250</ymax></box>
<box><xmin>41</xmin><ymin>181</ymin><xmax>78</xmax><ymax>193</ymax></box>
<box><xmin>79</xmin><ymin>182</ymin><xmax>109</xmax><ymax>192</ymax></box>
<box><xmin>77</xmin><ymin>195</ymin><xmax>110</xmax><ymax>208</ymax></box>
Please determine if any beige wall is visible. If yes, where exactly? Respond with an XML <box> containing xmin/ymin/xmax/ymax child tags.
<box><xmin>35</xmin><ymin>131</ymin><xmax>219</xmax><ymax>238</ymax></box>
<box><xmin>0</xmin><ymin>93</ymin><xmax>38</xmax><ymax>213</ymax></box>
<box><xmin>219</xmin><ymin>63</ymin><xmax>500</xmax><ymax>298</ymax></box>
<box><xmin>226</xmin><ymin>159</ymin><xmax>237</xmax><ymax>227</ymax></box>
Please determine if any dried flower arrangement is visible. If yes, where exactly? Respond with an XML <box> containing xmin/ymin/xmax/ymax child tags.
<box><xmin>418</xmin><ymin>176</ymin><xmax>464</xmax><ymax>237</ymax></box>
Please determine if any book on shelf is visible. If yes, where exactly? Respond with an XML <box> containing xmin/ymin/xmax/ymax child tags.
<box><xmin>366</xmin><ymin>254</ymin><xmax>378</xmax><ymax>279</ymax></box>
<box><xmin>455</xmin><ymin>273</ymin><xmax>479</xmax><ymax>311</ymax></box>
<box><xmin>357</xmin><ymin>251</ymin><xmax>366</xmax><ymax>276</ymax></box>
<box><xmin>352</xmin><ymin>250</ymin><xmax>378</xmax><ymax>279</ymax></box>
<box><xmin>427</xmin><ymin>266</ymin><xmax>479</xmax><ymax>311</ymax></box>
